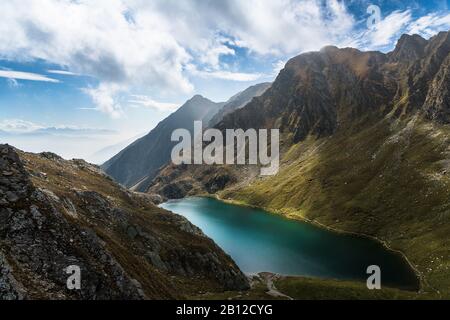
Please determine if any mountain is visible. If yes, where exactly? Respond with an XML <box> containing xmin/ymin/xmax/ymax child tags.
<box><xmin>102</xmin><ymin>84</ymin><xmax>273</xmax><ymax>192</ymax></box>
<box><xmin>149</xmin><ymin>31</ymin><xmax>450</xmax><ymax>297</ymax></box>
<box><xmin>208</xmin><ymin>82</ymin><xmax>271</xmax><ymax>126</ymax></box>
<box><xmin>0</xmin><ymin>144</ymin><xmax>248</xmax><ymax>299</ymax></box>
<box><xmin>87</xmin><ymin>133</ymin><xmax>146</xmax><ymax>165</ymax></box>
<box><xmin>102</xmin><ymin>95</ymin><xmax>224</xmax><ymax>191</ymax></box>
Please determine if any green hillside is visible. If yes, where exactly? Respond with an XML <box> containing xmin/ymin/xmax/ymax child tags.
<box><xmin>221</xmin><ymin>117</ymin><xmax>450</xmax><ymax>297</ymax></box>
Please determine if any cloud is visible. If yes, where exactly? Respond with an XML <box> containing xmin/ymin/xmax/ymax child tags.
<box><xmin>33</xmin><ymin>126</ymin><xmax>115</xmax><ymax>136</ymax></box>
<box><xmin>344</xmin><ymin>8</ymin><xmax>450</xmax><ymax>51</ymax></box>
<box><xmin>186</xmin><ymin>64</ymin><xmax>264</xmax><ymax>82</ymax></box>
<box><xmin>0</xmin><ymin>119</ymin><xmax>115</xmax><ymax>136</ymax></box>
<box><xmin>7</xmin><ymin>78</ymin><xmax>20</xmax><ymax>88</ymax></box>
<box><xmin>47</xmin><ymin>69</ymin><xmax>79</xmax><ymax>76</ymax></box>
<box><xmin>368</xmin><ymin>10</ymin><xmax>413</xmax><ymax>47</ymax></box>
<box><xmin>82</xmin><ymin>84</ymin><xmax>124</xmax><ymax>119</ymax></box>
<box><xmin>202</xmin><ymin>71</ymin><xmax>264</xmax><ymax>82</ymax></box>
<box><xmin>0</xmin><ymin>0</ymin><xmax>357</xmax><ymax>118</ymax></box>
<box><xmin>407</xmin><ymin>12</ymin><xmax>450</xmax><ymax>38</ymax></box>
<box><xmin>128</xmin><ymin>95</ymin><xmax>179</xmax><ymax>112</ymax></box>
<box><xmin>272</xmin><ymin>60</ymin><xmax>287</xmax><ymax>75</ymax></box>
<box><xmin>1</xmin><ymin>0</ymin><xmax>449</xmax><ymax>118</ymax></box>
<box><xmin>0</xmin><ymin>0</ymin><xmax>194</xmax><ymax>117</ymax></box>
<box><xmin>0</xmin><ymin>119</ymin><xmax>43</xmax><ymax>133</ymax></box>
<box><xmin>0</xmin><ymin>119</ymin><xmax>121</xmax><ymax>161</ymax></box>
<box><xmin>0</xmin><ymin>69</ymin><xmax>60</xmax><ymax>83</ymax></box>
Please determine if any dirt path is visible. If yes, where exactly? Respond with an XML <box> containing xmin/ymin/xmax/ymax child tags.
<box><xmin>258</xmin><ymin>273</ymin><xmax>293</xmax><ymax>300</ymax></box>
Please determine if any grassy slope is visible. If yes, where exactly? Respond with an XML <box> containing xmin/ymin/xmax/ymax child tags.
<box><xmin>221</xmin><ymin>117</ymin><xmax>450</xmax><ymax>298</ymax></box>
<box><xmin>273</xmin><ymin>277</ymin><xmax>421</xmax><ymax>300</ymax></box>
<box><xmin>193</xmin><ymin>274</ymin><xmax>423</xmax><ymax>300</ymax></box>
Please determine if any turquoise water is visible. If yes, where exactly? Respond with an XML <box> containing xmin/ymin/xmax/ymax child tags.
<box><xmin>160</xmin><ymin>197</ymin><xmax>419</xmax><ymax>290</ymax></box>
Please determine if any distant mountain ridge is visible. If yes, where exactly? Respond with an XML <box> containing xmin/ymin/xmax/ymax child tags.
<box><xmin>102</xmin><ymin>84</ymin><xmax>271</xmax><ymax>191</ymax></box>
<box><xmin>87</xmin><ymin>133</ymin><xmax>146</xmax><ymax>165</ymax></box>
<box><xmin>209</xmin><ymin>82</ymin><xmax>271</xmax><ymax>126</ymax></box>
<box><xmin>102</xmin><ymin>95</ymin><xmax>224</xmax><ymax>190</ymax></box>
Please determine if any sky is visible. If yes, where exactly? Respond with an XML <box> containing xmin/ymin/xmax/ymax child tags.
<box><xmin>0</xmin><ymin>0</ymin><xmax>449</xmax><ymax>163</ymax></box>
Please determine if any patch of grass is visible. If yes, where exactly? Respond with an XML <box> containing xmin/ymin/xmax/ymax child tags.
<box><xmin>274</xmin><ymin>276</ymin><xmax>426</xmax><ymax>300</ymax></box>
<box><xmin>221</xmin><ymin>117</ymin><xmax>450</xmax><ymax>298</ymax></box>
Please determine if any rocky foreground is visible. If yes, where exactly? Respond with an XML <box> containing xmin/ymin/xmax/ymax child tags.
<box><xmin>0</xmin><ymin>144</ymin><xmax>248</xmax><ymax>300</ymax></box>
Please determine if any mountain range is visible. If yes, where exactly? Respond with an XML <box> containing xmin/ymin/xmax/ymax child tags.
<box><xmin>102</xmin><ymin>83</ymin><xmax>271</xmax><ymax>192</ymax></box>
<box><xmin>144</xmin><ymin>31</ymin><xmax>450</xmax><ymax>297</ymax></box>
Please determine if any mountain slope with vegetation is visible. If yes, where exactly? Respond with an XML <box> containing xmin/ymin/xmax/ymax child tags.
<box><xmin>0</xmin><ymin>144</ymin><xmax>248</xmax><ymax>300</ymax></box>
<box><xmin>149</xmin><ymin>31</ymin><xmax>450</xmax><ymax>297</ymax></box>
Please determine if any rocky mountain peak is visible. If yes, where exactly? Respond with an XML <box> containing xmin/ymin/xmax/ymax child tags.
<box><xmin>187</xmin><ymin>94</ymin><xmax>212</xmax><ymax>105</ymax></box>
<box><xmin>209</xmin><ymin>82</ymin><xmax>272</xmax><ymax>127</ymax></box>
<box><xmin>389</xmin><ymin>33</ymin><xmax>428</xmax><ymax>63</ymax></box>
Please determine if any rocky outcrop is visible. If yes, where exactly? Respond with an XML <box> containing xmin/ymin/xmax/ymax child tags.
<box><xmin>209</xmin><ymin>82</ymin><xmax>271</xmax><ymax>127</ymax></box>
<box><xmin>0</xmin><ymin>144</ymin><xmax>248</xmax><ymax>300</ymax></box>
<box><xmin>388</xmin><ymin>34</ymin><xmax>428</xmax><ymax>63</ymax></box>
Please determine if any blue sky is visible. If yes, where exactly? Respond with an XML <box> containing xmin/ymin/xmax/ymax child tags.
<box><xmin>0</xmin><ymin>0</ymin><xmax>449</xmax><ymax>162</ymax></box>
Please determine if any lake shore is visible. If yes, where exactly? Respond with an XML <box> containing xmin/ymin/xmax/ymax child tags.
<box><xmin>162</xmin><ymin>195</ymin><xmax>422</xmax><ymax>293</ymax></box>
<box><xmin>204</xmin><ymin>193</ymin><xmax>425</xmax><ymax>293</ymax></box>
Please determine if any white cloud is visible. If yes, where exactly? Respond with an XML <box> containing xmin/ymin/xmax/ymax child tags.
<box><xmin>82</xmin><ymin>83</ymin><xmax>124</xmax><ymax>119</ymax></box>
<box><xmin>0</xmin><ymin>119</ymin><xmax>43</xmax><ymax>133</ymax></box>
<box><xmin>368</xmin><ymin>10</ymin><xmax>413</xmax><ymax>47</ymax></box>
<box><xmin>128</xmin><ymin>95</ymin><xmax>179</xmax><ymax>112</ymax></box>
<box><xmin>0</xmin><ymin>0</ymin><xmax>358</xmax><ymax>118</ymax></box>
<box><xmin>0</xmin><ymin>0</ymin><xmax>194</xmax><ymax>118</ymax></box>
<box><xmin>204</xmin><ymin>71</ymin><xmax>264</xmax><ymax>82</ymax></box>
<box><xmin>407</xmin><ymin>12</ymin><xmax>450</xmax><ymax>38</ymax></box>
<box><xmin>0</xmin><ymin>69</ymin><xmax>60</xmax><ymax>83</ymax></box>
<box><xmin>272</xmin><ymin>60</ymin><xmax>287</xmax><ymax>76</ymax></box>
<box><xmin>0</xmin><ymin>119</ymin><xmax>115</xmax><ymax>136</ymax></box>
<box><xmin>198</xmin><ymin>41</ymin><xmax>236</xmax><ymax>69</ymax></box>
<box><xmin>186</xmin><ymin>64</ymin><xmax>264</xmax><ymax>82</ymax></box>
<box><xmin>0</xmin><ymin>119</ymin><xmax>122</xmax><ymax>161</ymax></box>
<box><xmin>7</xmin><ymin>78</ymin><xmax>20</xmax><ymax>88</ymax></box>
<box><xmin>47</xmin><ymin>69</ymin><xmax>79</xmax><ymax>76</ymax></box>
<box><xmin>344</xmin><ymin>9</ymin><xmax>449</xmax><ymax>51</ymax></box>
<box><xmin>0</xmin><ymin>0</ymin><xmax>449</xmax><ymax>118</ymax></box>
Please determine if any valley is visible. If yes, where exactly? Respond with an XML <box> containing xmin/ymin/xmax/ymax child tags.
<box><xmin>2</xmin><ymin>1</ymin><xmax>450</xmax><ymax>303</ymax></box>
<box><xmin>146</xmin><ymin>31</ymin><xmax>450</xmax><ymax>299</ymax></box>
<box><xmin>2</xmin><ymin>30</ymin><xmax>450</xmax><ymax>300</ymax></box>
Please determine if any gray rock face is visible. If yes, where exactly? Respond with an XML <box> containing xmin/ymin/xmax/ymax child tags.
<box><xmin>0</xmin><ymin>145</ymin><xmax>146</xmax><ymax>299</ymax></box>
<box><xmin>209</xmin><ymin>82</ymin><xmax>272</xmax><ymax>127</ymax></box>
<box><xmin>0</xmin><ymin>144</ymin><xmax>249</xmax><ymax>299</ymax></box>
<box><xmin>0</xmin><ymin>252</ymin><xmax>26</xmax><ymax>300</ymax></box>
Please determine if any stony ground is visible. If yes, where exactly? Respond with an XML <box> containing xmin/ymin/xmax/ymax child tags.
<box><xmin>0</xmin><ymin>144</ymin><xmax>248</xmax><ymax>300</ymax></box>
